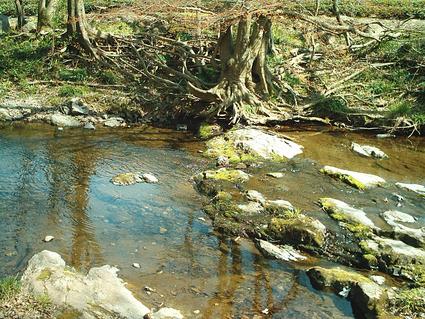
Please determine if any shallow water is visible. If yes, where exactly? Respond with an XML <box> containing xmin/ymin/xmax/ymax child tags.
<box><xmin>0</xmin><ymin>124</ymin><xmax>424</xmax><ymax>318</ymax></box>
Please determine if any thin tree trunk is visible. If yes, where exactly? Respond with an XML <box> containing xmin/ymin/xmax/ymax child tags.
<box><xmin>67</xmin><ymin>0</ymin><xmax>96</xmax><ymax>56</ymax></box>
<box><xmin>37</xmin><ymin>0</ymin><xmax>58</xmax><ymax>31</ymax></box>
<box><xmin>14</xmin><ymin>0</ymin><xmax>24</xmax><ymax>29</ymax></box>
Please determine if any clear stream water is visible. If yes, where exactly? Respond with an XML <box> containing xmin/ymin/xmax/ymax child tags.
<box><xmin>0</xmin><ymin>124</ymin><xmax>424</xmax><ymax>318</ymax></box>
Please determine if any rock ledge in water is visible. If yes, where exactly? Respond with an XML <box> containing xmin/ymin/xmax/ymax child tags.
<box><xmin>351</xmin><ymin>142</ymin><xmax>388</xmax><ymax>159</ymax></box>
<box><xmin>21</xmin><ymin>250</ymin><xmax>150</xmax><ymax>319</ymax></box>
<box><xmin>395</xmin><ymin>182</ymin><xmax>425</xmax><ymax>196</ymax></box>
<box><xmin>321</xmin><ymin>166</ymin><xmax>385</xmax><ymax>189</ymax></box>
<box><xmin>206</xmin><ymin>128</ymin><xmax>303</xmax><ymax>162</ymax></box>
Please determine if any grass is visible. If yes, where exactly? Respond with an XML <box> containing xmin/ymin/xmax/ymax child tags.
<box><xmin>0</xmin><ymin>276</ymin><xmax>20</xmax><ymax>300</ymax></box>
<box><xmin>390</xmin><ymin>287</ymin><xmax>425</xmax><ymax>317</ymax></box>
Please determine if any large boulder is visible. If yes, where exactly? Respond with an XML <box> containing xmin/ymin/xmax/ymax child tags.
<box><xmin>321</xmin><ymin>166</ymin><xmax>386</xmax><ymax>190</ymax></box>
<box><xmin>307</xmin><ymin>267</ymin><xmax>388</xmax><ymax>319</ymax></box>
<box><xmin>21</xmin><ymin>250</ymin><xmax>150</xmax><ymax>319</ymax></box>
<box><xmin>206</xmin><ymin>128</ymin><xmax>303</xmax><ymax>162</ymax></box>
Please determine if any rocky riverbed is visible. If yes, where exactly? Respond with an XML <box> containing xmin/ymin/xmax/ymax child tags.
<box><xmin>0</xmin><ymin>116</ymin><xmax>424</xmax><ymax>318</ymax></box>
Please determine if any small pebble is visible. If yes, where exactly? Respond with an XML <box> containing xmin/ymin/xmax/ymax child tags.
<box><xmin>193</xmin><ymin>310</ymin><xmax>200</xmax><ymax>315</ymax></box>
<box><xmin>132</xmin><ymin>263</ymin><xmax>141</xmax><ymax>269</ymax></box>
<box><xmin>159</xmin><ymin>227</ymin><xmax>168</xmax><ymax>234</ymax></box>
<box><xmin>142</xmin><ymin>173</ymin><xmax>159</xmax><ymax>183</ymax></box>
<box><xmin>43</xmin><ymin>236</ymin><xmax>54</xmax><ymax>242</ymax></box>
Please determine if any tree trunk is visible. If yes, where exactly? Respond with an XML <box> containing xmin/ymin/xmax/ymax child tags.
<box><xmin>67</xmin><ymin>0</ymin><xmax>96</xmax><ymax>56</ymax></box>
<box><xmin>37</xmin><ymin>0</ymin><xmax>58</xmax><ymax>31</ymax></box>
<box><xmin>188</xmin><ymin>14</ymin><xmax>274</xmax><ymax>123</ymax></box>
<box><xmin>14</xmin><ymin>0</ymin><xmax>24</xmax><ymax>29</ymax></box>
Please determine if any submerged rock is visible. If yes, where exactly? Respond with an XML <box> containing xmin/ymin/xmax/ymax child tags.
<box><xmin>50</xmin><ymin>113</ymin><xmax>82</xmax><ymax>128</ymax></box>
<box><xmin>111</xmin><ymin>172</ymin><xmax>143</xmax><ymax>186</ymax></box>
<box><xmin>206</xmin><ymin>128</ymin><xmax>303</xmax><ymax>162</ymax></box>
<box><xmin>43</xmin><ymin>236</ymin><xmax>54</xmax><ymax>243</ymax></box>
<box><xmin>256</xmin><ymin>239</ymin><xmax>306</xmax><ymax>262</ymax></box>
<box><xmin>21</xmin><ymin>250</ymin><xmax>151</xmax><ymax>318</ymax></box>
<box><xmin>351</xmin><ymin>142</ymin><xmax>388</xmax><ymax>159</ymax></box>
<box><xmin>395</xmin><ymin>182</ymin><xmax>425</xmax><ymax>196</ymax></box>
<box><xmin>321</xmin><ymin>166</ymin><xmax>386</xmax><ymax>190</ymax></box>
<box><xmin>320</xmin><ymin>198</ymin><xmax>379</xmax><ymax>230</ymax></box>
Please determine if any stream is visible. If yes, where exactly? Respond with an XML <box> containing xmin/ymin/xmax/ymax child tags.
<box><xmin>0</xmin><ymin>123</ymin><xmax>424</xmax><ymax>318</ymax></box>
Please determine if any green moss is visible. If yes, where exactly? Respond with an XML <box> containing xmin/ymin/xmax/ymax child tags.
<box><xmin>214</xmin><ymin>191</ymin><xmax>233</xmax><ymax>202</ymax></box>
<box><xmin>363</xmin><ymin>254</ymin><xmax>378</xmax><ymax>268</ymax></box>
<box><xmin>390</xmin><ymin>287</ymin><xmax>425</xmax><ymax>317</ymax></box>
<box><xmin>199</xmin><ymin>123</ymin><xmax>221</xmax><ymax>139</ymax></box>
<box><xmin>37</xmin><ymin>268</ymin><xmax>53</xmax><ymax>281</ymax></box>
<box><xmin>0</xmin><ymin>276</ymin><xmax>20</xmax><ymax>300</ymax></box>
<box><xmin>57</xmin><ymin>309</ymin><xmax>84</xmax><ymax>319</ymax></box>
<box><xmin>203</xmin><ymin>168</ymin><xmax>249</xmax><ymax>183</ymax></box>
<box><xmin>320</xmin><ymin>169</ymin><xmax>366</xmax><ymax>190</ymax></box>
<box><xmin>93</xmin><ymin>20</ymin><xmax>135</xmax><ymax>36</ymax></box>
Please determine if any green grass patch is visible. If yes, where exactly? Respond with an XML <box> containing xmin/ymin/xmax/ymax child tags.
<box><xmin>0</xmin><ymin>276</ymin><xmax>20</xmax><ymax>300</ymax></box>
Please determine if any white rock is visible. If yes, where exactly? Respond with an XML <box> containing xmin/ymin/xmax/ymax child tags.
<box><xmin>237</xmin><ymin>202</ymin><xmax>263</xmax><ymax>214</ymax></box>
<box><xmin>50</xmin><ymin>113</ymin><xmax>82</xmax><ymax>128</ymax></box>
<box><xmin>209</xmin><ymin>128</ymin><xmax>303</xmax><ymax>160</ymax></box>
<box><xmin>142</xmin><ymin>173</ymin><xmax>159</xmax><ymax>183</ymax></box>
<box><xmin>265</xmin><ymin>199</ymin><xmax>294</xmax><ymax>211</ymax></box>
<box><xmin>382</xmin><ymin>210</ymin><xmax>416</xmax><ymax>224</ymax></box>
<box><xmin>267</xmin><ymin>172</ymin><xmax>285</xmax><ymax>178</ymax></box>
<box><xmin>351</xmin><ymin>142</ymin><xmax>388</xmax><ymax>159</ymax></box>
<box><xmin>320</xmin><ymin>198</ymin><xmax>379</xmax><ymax>229</ymax></box>
<box><xmin>365</xmin><ymin>236</ymin><xmax>425</xmax><ymax>261</ymax></box>
<box><xmin>43</xmin><ymin>236</ymin><xmax>54</xmax><ymax>242</ymax></box>
<box><xmin>370</xmin><ymin>275</ymin><xmax>386</xmax><ymax>285</ymax></box>
<box><xmin>257</xmin><ymin>240</ymin><xmax>306</xmax><ymax>261</ymax></box>
<box><xmin>21</xmin><ymin>250</ymin><xmax>150</xmax><ymax>318</ymax></box>
<box><xmin>83</xmin><ymin>122</ymin><xmax>95</xmax><ymax>130</ymax></box>
<box><xmin>245</xmin><ymin>190</ymin><xmax>266</xmax><ymax>204</ymax></box>
<box><xmin>322</xmin><ymin>166</ymin><xmax>386</xmax><ymax>189</ymax></box>
<box><xmin>104</xmin><ymin>117</ymin><xmax>126</xmax><ymax>128</ymax></box>
<box><xmin>132</xmin><ymin>263</ymin><xmax>141</xmax><ymax>269</ymax></box>
<box><xmin>151</xmin><ymin>307</ymin><xmax>184</xmax><ymax>319</ymax></box>
<box><xmin>382</xmin><ymin>210</ymin><xmax>424</xmax><ymax>246</ymax></box>
<box><xmin>396</xmin><ymin>182</ymin><xmax>425</xmax><ymax>196</ymax></box>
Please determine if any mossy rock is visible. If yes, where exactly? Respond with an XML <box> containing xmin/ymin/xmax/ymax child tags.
<box><xmin>307</xmin><ymin>266</ymin><xmax>372</xmax><ymax>292</ymax></box>
<box><xmin>268</xmin><ymin>215</ymin><xmax>326</xmax><ymax>248</ymax></box>
<box><xmin>196</xmin><ymin>168</ymin><xmax>250</xmax><ymax>183</ymax></box>
<box><xmin>198</xmin><ymin>123</ymin><xmax>222</xmax><ymax>139</ymax></box>
<box><xmin>321</xmin><ymin>166</ymin><xmax>385</xmax><ymax>190</ymax></box>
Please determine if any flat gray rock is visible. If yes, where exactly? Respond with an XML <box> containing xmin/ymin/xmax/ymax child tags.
<box><xmin>321</xmin><ymin>166</ymin><xmax>386</xmax><ymax>189</ymax></box>
<box><xmin>257</xmin><ymin>240</ymin><xmax>306</xmax><ymax>262</ymax></box>
<box><xmin>104</xmin><ymin>117</ymin><xmax>126</xmax><ymax>128</ymax></box>
<box><xmin>382</xmin><ymin>210</ymin><xmax>424</xmax><ymax>247</ymax></box>
<box><xmin>265</xmin><ymin>199</ymin><xmax>294</xmax><ymax>211</ymax></box>
<box><xmin>245</xmin><ymin>190</ymin><xmax>266</xmax><ymax>204</ymax></box>
<box><xmin>351</xmin><ymin>142</ymin><xmax>388</xmax><ymax>159</ymax></box>
<box><xmin>320</xmin><ymin>198</ymin><xmax>379</xmax><ymax>229</ymax></box>
<box><xmin>396</xmin><ymin>182</ymin><xmax>425</xmax><ymax>196</ymax></box>
<box><xmin>50</xmin><ymin>113</ymin><xmax>82</xmax><ymax>128</ymax></box>
<box><xmin>21</xmin><ymin>250</ymin><xmax>151</xmax><ymax>319</ymax></box>
<box><xmin>363</xmin><ymin>236</ymin><xmax>425</xmax><ymax>262</ymax></box>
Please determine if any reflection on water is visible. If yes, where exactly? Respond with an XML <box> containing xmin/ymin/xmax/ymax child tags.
<box><xmin>6</xmin><ymin>124</ymin><xmax>414</xmax><ymax>318</ymax></box>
